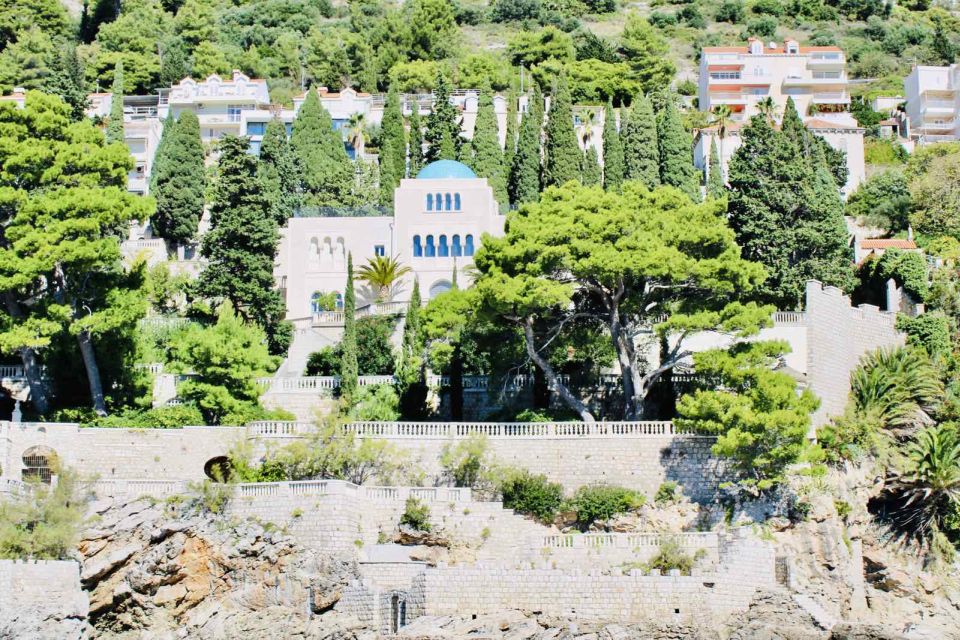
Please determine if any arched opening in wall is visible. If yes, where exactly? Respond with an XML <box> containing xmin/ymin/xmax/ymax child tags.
<box><xmin>452</xmin><ymin>234</ymin><xmax>462</xmax><ymax>257</ymax></box>
<box><xmin>21</xmin><ymin>446</ymin><xmax>58</xmax><ymax>484</ymax></box>
<box><xmin>204</xmin><ymin>456</ymin><xmax>232</xmax><ymax>482</ymax></box>
<box><xmin>454</xmin><ymin>193</ymin><xmax>461</xmax><ymax>210</ymax></box>
<box><xmin>429</xmin><ymin>280</ymin><xmax>452</xmax><ymax>299</ymax></box>
<box><xmin>390</xmin><ymin>593</ymin><xmax>407</xmax><ymax>632</ymax></box>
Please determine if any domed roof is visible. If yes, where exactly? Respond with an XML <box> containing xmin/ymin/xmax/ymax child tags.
<box><xmin>416</xmin><ymin>160</ymin><xmax>477</xmax><ymax>180</ymax></box>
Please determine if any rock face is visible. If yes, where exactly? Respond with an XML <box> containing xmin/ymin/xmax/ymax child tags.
<box><xmin>78</xmin><ymin>497</ymin><xmax>364</xmax><ymax>639</ymax></box>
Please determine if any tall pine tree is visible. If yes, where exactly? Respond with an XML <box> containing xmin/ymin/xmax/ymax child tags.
<box><xmin>502</xmin><ymin>90</ymin><xmax>518</xmax><ymax>185</ymax></box>
<box><xmin>341</xmin><ymin>252</ymin><xmax>359</xmax><ymax>400</ymax></box>
<box><xmin>258</xmin><ymin>118</ymin><xmax>300</xmax><ymax>224</ymax></box>
<box><xmin>601</xmin><ymin>100</ymin><xmax>624</xmax><ymax>191</ymax></box>
<box><xmin>706</xmin><ymin>139</ymin><xmax>725</xmax><ymax>199</ymax></box>
<box><xmin>408</xmin><ymin>108</ymin><xmax>424</xmax><ymax>177</ymax></box>
<box><xmin>425</xmin><ymin>72</ymin><xmax>460</xmax><ymax>162</ymax></box>
<box><xmin>197</xmin><ymin>135</ymin><xmax>289</xmax><ymax>354</ymax></box>
<box><xmin>581</xmin><ymin>147</ymin><xmax>601</xmax><ymax>186</ymax></box>
<box><xmin>106</xmin><ymin>61</ymin><xmax>124</xmax><ymax>144</ymax></box>
<box><xmin>380</xmin><ymin>84</ymin><xmax>406</xmax><ymax>190</ymax></box>
<box><xmin>466</xmin><ymin>91</ymin><xmax>507</xmax><ymax>207</ymax></box>
<box><xmin>509</xmin><ymin>86</ymin><xmax>543</xmax><ymax>205</ymax></box>
<box><xmin>151</xmin><ymin>111</ymin><xmax>206</xmax><ymax>246</ymax></box>
<box><xmin>379</xmin><ymin>137</ymin><xmax>399</xmax><ymax>207</ymax></box>
<box><xmin>656</xmin><ymin>95</ymin><xmax>700</xmax><ymax>201</ymax></box>
<box><xmin>291</xmin><ymin>88</ymin><xmax>353</xmax><ymax>207</ymax></box>
<box><xmin>47</xmin><ymin>44</ymin><xmax>88</xmax><ymax>121</ymax></box>
<box><xmin>622</xmin><ymin>94</ymin><xmax>659</xmax><ymax>189</ymax></box>
<box><xmin>543</xmin><ymin>73</ymin><xmax>580</xmax><ymax>187</ymax></box>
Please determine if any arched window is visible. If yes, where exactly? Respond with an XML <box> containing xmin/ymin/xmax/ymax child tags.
<box><xmin>436</xmin><ymin>193</ymin><xmax>442</xmax><ymax>211</ymax></box>
<box><xmin>310</xmin><ymin>291</ymin><xmax>325</xmax><ymax>314</ymax></box>
<box><xmin>454</xmin><ymin>193</ymin><xmax>461</xmax><ymax>210</ymax></box>
<box><xmin>438</xmin><ymin>235</ymin><xmax>449</xmax><ymax>257</ymax></box>
<box><xmin>21</xmin><ymin>446</ymin><xmax>57</xmax><ymax>484</ymax></box>
<box><xmin>452</xmin><ymin>234</ymin><xmax>462</xmax><ymax>257</ymax></box>
<box><xmin>426</xmin><ymin>193</ymin><xmax>433</xmax><ymax>211</ymax></box>
<box><xmin>413</xmin><ymin>235</ymin><xmax>423</xmax><ymax>257</ymax></box>
<box><xmin>465</xmin><ymin>234</ymin><xmax>475</xmax><ymax>256</ymax></box>
<box><xmin>425</xmin><ymin>235</ymin><xmax>436</xmax><ymax>257</ymax></box>
<box><xmin>445</xmin><ymin>193</ymin><xmax>452</xmax><ymax>211</ymax></box>
<box><xmin>429</xmin><ymin>280</ymin><xmax>453</xmax><ymax>298</ymax></box>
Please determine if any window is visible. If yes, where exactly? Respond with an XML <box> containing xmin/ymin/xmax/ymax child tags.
<box><xmin>248</xmin><ymin>140</ymin><xmax>261</xmax><ymax>155</ymax></box>
<box><xmin>413</xmin><ymin>235</ymin><xmax>423</xmax><ymax>257</ymax></box>
<box><xmin>429</xmin><ymin>280</ymin><xmax>452</xmax><ymax>298</ymax></box>
<box><xmin>454</xmin><ymin>193</ymin><xmax>461</xmax><ymax>210</ymax></box>
<box><xmin>285</xmin><ymin>123</ymin><xmax>293</xmax><ymax>137</ymax></box>
<box><xmin>426</xmin><ymin>193</ymin><xmax>433</xmax><ymax>211</ymax></box>
<box><xmin>709</xmin><ymin>72</ymin><xmax>741</xmax><ymax>80</ymax></box>
<box><xmin>374</xmin><ymin>244</ymin><xmax>385</xmax><ymax>256</ymax></box>
<box><xmin>444</xmin><ymin>193</ymin><xmax>452</xmax><ymax>211</ymax></box>
<box><xmin>436</xmin><ymin>193</ymin><xmax>442</xmax><ymax>211</ymax></box>
<box><xmin>452</xmin><ymin>234</ymin><xmax>462</xmax><ymax>257</ymax></box>
<box><xmin>247</xmin><ymin>122</ymin><xmax>266</xmax><ymax>135</ymax></box>
<box><xmin>438</xmin><ymin>235</ymin><xmax>449</xmax><ymax>257</ymax></box>
<box><xmin>465</xmin><ymin>234</ymin><xmax>475</xmax><ymax>256</ymax></box>
<box><xmin>750</xmin><ymin>40</ymin><xmax>763</xmax><ymax>55</ymax></box>
<box><xmin>425</xmin><ymin>235</ymin><xmax>436</xmax><ymax>257</ymax></box>
<box><xmin>310</xmin><ymin>291</ymin><xmax>325</xmax><ymax>314</ymax></box>
<box><xmin>335</xmin><ymin>293</ymin><xmax>344</xmax><ymax>309</ymax></box>
<box><xmin>228</xmin><ymin>106</ymin><xmax>242</xmax><ymax>122</ymax></box>
<box><xmin>786</xmin><ymin>41</ymin><xmax>798</xmax><ymax>54</ymax></box>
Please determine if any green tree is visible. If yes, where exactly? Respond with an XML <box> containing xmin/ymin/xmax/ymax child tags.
<box><xmin>197</xmin><ymin>135</ymin><xmax>289</xmax><ymax>354</ymax></box>
<box><xmin>0</xmin><ymin>92</ymin><xmax>152</xmax><ymax>415</ymax></box>
<box><xmin>341</xmin><ymin>252</ymin><xmax>359</xmax><ymax>400</ymax></box>
<box><xmin>509</xmin><ymin>85</ymin><xmax>543</xmax><ymax>206</ymax></box>
<box><xmin>380</xmin><ymin>84</ymin><xmax>406</xmax><ymax>189</ymax></box>
<box><xmin>291</xmin><ymin>89</ymin><xmax>354</xmax><ymax>206</ymax></box>
<box><xmin>422</xmin><ymin>286</ymin><xmax>478</xmax><ymax>420</ymax></box>
<box><xmin>408</xmin><ymin>108</ymin><xmax>425</xmax><ymax>177</ymax></box>
<box><xmin>581</xmin><ymin>147</ymin><xmax>602</xmax><ymax>186</ymax></box>
<box><xmin>621</xmin><ymin>95</ymin><xmax>659</xmax><ymax>189</ymax></box>
<box><xmin>0</xmin><ymin>0</ymin><xmax>70</xmax><ymax>51</ymax></box>
<box><xmin>707</xmin><ymin>141</ymin><xmax>725</xmax><ymax>199</ymax></box>
<box><xmin>258</xmin><ymin>118</ymin><xmax>301</xmax><ymax>225</ymax></box>
<box><xmin>466</xmin><ymin>91</ymin><xmax>507</xmax><ymax>207</ymax></box>
<box><xmin>46</xmin><ymin>44</ymin><xmax>89</xmax><ymax>121</ymax></box>
<box><xmin>728</xmin><ymin>103</ymin><xmax>854</xmax><ymax>308</ymax></box>
<box><xmin>425</xmin><ymin>72</ymin><xmax>460</xmax><ymax>161</ymax></box>
<box><xmin>379</xmin><ymin>137</ymin><xmax>400</xmax><ymax>207</ymax></box>
<box><xmin>543</xmin><ymin>73</ymin><xmax>580</xmax><ymax>187</ymax></box>
<box><xmin>849</xmin><ymin>346</ymin><xmax>942</xmax><ymax>437</ymax></box>
<box><xmin>0</xmin><ymin>28</ymin><xmax>55</xmax><ymax>92</ymax></box>
<box><xmin>601</xmin><ymin>100</ymin><xmax>624</xmax><ymax>191</ymax></box>
<box><xmin>676</xmin><ymin>341</ymin><xmax>822</xmax><ymax>492</ymax></box>
<box><xmin>151</xmin><ymin>111</ymin><xmax>206</xmax><ymax>246</ymax></box>
<box><xmin>0</xmin><ymin>469</ymin><xmax>88</xmax><ymax>560</ymax></box>
<box><xmin>847</xmin><ymin>171</ymin><xmax>911</xmax><ymax>233</ymax></box>
<box><xmin>618</xmin><ymin>15</ymin><xmax>676</xmax><ymax>94</ymax></box>
<box><xmin>474</xmin><ymin>182</ymin><xmax>769</xmax><ymax>419</ymax></box>
<box><xmin>406</xmin><ymin>0</ymin><xmax>460</xmax><ymax>61</ymax></box>
<box><xmin>507</xmin><ymin>27</ymin><xmax>575</xmax><ymax>67</ymax></box>
<box><xmin>398</xmin><ymin>277</ymin><xmax>423</xmax><ymax>386</ymax></box>
<box><xmin>909</xmin><ymin>150</ymin><xmax>960</xmax><ymax>239</ymax></box>
<box><xmin>502</xmin><ymin>90</ymin><xmax>518</xmax><ymax>183</ymax></box>
<box><xmin>357</xmin><ymin>255</ymin><xmax>412</xmax><ymax>301</ymax></box>
<box><xmin>656</xmin><ymin>96</ymin><xmax>700</xmax><ymax>201</ymax></box>
<box><xmin>106</xmin><ymin>62</ymin><xmax>125</xmax><ymax>144</ymax></box>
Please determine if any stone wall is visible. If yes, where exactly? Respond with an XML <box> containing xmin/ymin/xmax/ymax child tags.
<box><xmin>805</xmin><ymin>281</ymin><xmax>905</xmax><ymax>426</ymax></box>
<box><xmin>0</xmin><ymin>559</ymin><xmax>87</xmax><ymax>619</ymax></box>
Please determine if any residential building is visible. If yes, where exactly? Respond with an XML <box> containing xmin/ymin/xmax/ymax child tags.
<box><xmin>904</xmin><ymin>64</ymin><xmax>959</xmax><ymax>143</ymax></box>
<box><xmin>85</xmin><ymin>93</ymin><xmax>164</xmax><ymax>195</ymax></box>
<box><xmin>160</xmin><ymin>70</ymin><xmax>271</xmax><ymax>145</ymax></box>
<box><xmin>853</xmin><ymin>238</ymin><xmax>919</xmax><ymax>265</ymax></box>
<box><xmin>274</xmin><ymin>160</ymin><xmax>505</xmax><ymax>321</ymax></box>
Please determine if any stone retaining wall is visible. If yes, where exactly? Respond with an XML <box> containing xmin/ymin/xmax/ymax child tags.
<box><xmin>0</xmin><ymin>559</ymin><xmax>87</xmax><ymax>620</ymax></box>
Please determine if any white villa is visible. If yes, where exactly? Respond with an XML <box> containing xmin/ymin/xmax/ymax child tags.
<box><xmin>275</xmin><ymin>159</ymin><xmax>506</xmax><ymax>321</ymax></box>
<box><xmin>904</xmin><ymin>64</ymin><xmax>960</xmax><ymax>144</ymax></box>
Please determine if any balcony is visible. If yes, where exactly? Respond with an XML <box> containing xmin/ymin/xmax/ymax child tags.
<box><xmin>783</xmin><ymin>74</ymin><xmax>846</xmax><ymax>87</ymax></box>
<box><xmin>806</xmin><ymin>53</ymin><xmax>845</xmax><ymax>69</ymax></box>
<box><xmin>708</xmin><ymin>93</ymin><xmax>748</xmax><ymax>106</ymax></box>
<box><xmin>812</xmin><ymin>92</ymin><xmax>851</xmax><ymax>105</ymax></box>
<box><xmin>196</xmin><ymin>114</ymin><xmax>243</xmax><ymax>127</ymax></box>
<box><xmin>921</xmin><ymin>98</ymin><xmax>956</xmax><ymax>116</ymax></box>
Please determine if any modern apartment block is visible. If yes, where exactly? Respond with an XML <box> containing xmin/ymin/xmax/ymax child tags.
<box><xmin>160</xmin><ymin>70</ymin><xmax>271</xmax><ymax>145</ymax></box>
<box><xmin>904</xmin><ymin>65</ymin><xmax>959</xmax><ymax>143</ymax></box>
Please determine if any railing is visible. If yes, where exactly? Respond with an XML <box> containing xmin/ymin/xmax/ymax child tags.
<box><xmin>312</xmin><ymin>311</ymin><xmax>346</xmax><ymax>326</ymax></box>
<box><xmin>138</xmin><ymin>316</ymin><xmax>193</xmax><ymax>331</ymax></box>
<box><xmin>772</xmin><ymin>311</ymin><xmax>805</xmax><ymax>325</ymax></box>
<box><xmin>0</xmin><ymin>365</ymin><xmax>25</xmax><ymax>378</ymax></box>
<box><xmin>812</xmin><ymin>92</ymin><xmax>850</xmax><ymax>103</ymax></box>
<box><xmin>257</xmin><ymin>375</ymin><xmax>400</xmax><ymax>393</ymax></box>
<box><xmin>541</xmin><ymin>531</ymin><xmax>719</xmax><ymax>549</ymax></box>
<box><xmin>135</xmin><ymin>363</ymin><xmax>164</xmax><ymax>374</ymax></box>
<box><xmin>121</xmin><ymin>239</ymin><xmax>167</xmax><ymax>252</ymax></box>
<box><xmin>92</xmin><ymin>479</ymin><xmax>189</xmax><ymax>499</ymax></box>
<box><xmin>247</xmin><ymin>420</ymin><xmax>315</xmax><ymax>437</ymax></box>
<box><xmin>356</xmin><ymin>301</ymin><xmax>409</xmax><ymax>318</ymax></box>
<box><xmin>346</xmin><ymin>420</ymin><xmax>699</xmax><ymax>438</ymax></box>
<box><xmin>233</xmin><ymin>480</ymin><xmax>470</xmax><ymax>502</ymax></box>
<box><xmin>0</xmin><ymin>478</ymin><xmax>26</xmax><ymax>495</ymax></box>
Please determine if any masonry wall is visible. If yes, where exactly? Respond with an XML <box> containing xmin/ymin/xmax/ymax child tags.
<box><xmin>805</xmin><ymin>281</ymin><xmax>905</xmax><ymax>425</ymax></box>
<box><xmin>0</xmin><ymin>560</ymin><xmax>87</xmax><ymax>620</ymax></box>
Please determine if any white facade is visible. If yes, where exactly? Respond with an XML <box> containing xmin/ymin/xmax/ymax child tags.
<box><xmin>699</xmin><ymin>38</ymin><xmax>851</xmax><ymax>122</ymax></box>
<box><xmin>904</xmin><ymin>64</ymin><xmax>959</xmax><ymax>143</ymax></box>
<box><xmin>275</xmin><ymin>160</ymin><xmax>506</xmax><ymax>321</ymax></box>
<box><xmin>161</xmin><ymin>70</ymin><xmax>271</xmax><ymax>145</ymax></box>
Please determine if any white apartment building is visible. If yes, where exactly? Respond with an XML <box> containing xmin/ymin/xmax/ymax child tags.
<box><xmin>904</xmin><ymin>64</ymin><xmax>960</xmax><ymax>143</ymax></box>
<box><xmin>275</xmin><ymin>160</ymin><xmax>505</xmax><ymax>321</ymax></box>
<box><xmin>160</xmin><ymin>70</ymin><xmax>271</xmax><ymax>145</ymax></box>
<box><xmin>697</xmin><ymin>38</ymin><xmax>865</xmax><ymax>196</ymax></box>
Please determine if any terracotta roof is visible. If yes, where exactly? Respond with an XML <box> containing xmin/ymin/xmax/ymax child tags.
<box><xmin>703</xmin><ymin>45</ymin><xmax>843</xmax><ymax>54</ymax></box>
<box><xmin>804</xmin><ymin>118</ymin><xmax>859</xmax><ymax>130</ymax></box>
<box><xmin>860</xmin><ymin>239</ymin><xmax>917</xmax><ymax>250</ymax></box>
<box><xmin>0</xmin><ymin>93</ymin><xmax>25</xmax><ymax>100</ymax></box>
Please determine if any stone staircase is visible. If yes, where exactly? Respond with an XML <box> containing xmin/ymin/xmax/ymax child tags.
<box><xmin>280</xmin><ymin>327</ymin><xmax>338</xmax><ymax>377</ymax></box>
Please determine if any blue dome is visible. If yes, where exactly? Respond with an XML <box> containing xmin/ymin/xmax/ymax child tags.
<box><xmin>416</xmin><ymin>160</ymin><xmax>477</xmax><ymax>180</ymax></box>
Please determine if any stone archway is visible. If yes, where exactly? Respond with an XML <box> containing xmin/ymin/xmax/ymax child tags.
<box><xmin>203</xmin><ymin>455</ymin><xmax>232</xmax><ymax>481</ymax></box>
<box><xmin>21</xmin><ymin>445</ymin><xmax>58</xmax><ymax>483</ymax></box>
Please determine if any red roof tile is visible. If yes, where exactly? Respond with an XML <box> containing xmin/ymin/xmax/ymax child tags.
<box><xmin>860</xmin><ymin>239</ymin><xmax>917</xmax><ymax>250</ymax></box>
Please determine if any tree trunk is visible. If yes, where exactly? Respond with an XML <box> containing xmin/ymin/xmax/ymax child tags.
<box><xmin>523</xmin><ymin>317</ymin><xmax>594</xmax><ymax>422</ymax></box>
<box><xmin>3</xmin><ymin>291</ymin><xmax>49</xmax><ymax>414</ymax></box>
<box><xmin>77</xmin><ymin>330</ymin><xmax>107</xmax><ymax>416</ymax></box>
<box><xmin>450</xmin><ymin>343</ymin><xmax>463</xmax><ymax>421</ymax></box>
<box><xmin>607</xmin><ymin>301</ymin><xmax>640</xmax><ymax>420</ymax></box>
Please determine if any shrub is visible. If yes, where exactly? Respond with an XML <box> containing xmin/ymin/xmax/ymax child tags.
<box><xmin>305</xmin><ymin>346</ymin><xmax>339</xmax><ymax>376</ymax></box>
<box><xmin>440</xmin><ymin>433</ymin><xmax>491</xmax><ymax>488</ymax></box>
<box><xmin>347</xmin><ymin>384</ymin><xmax>401</xmax><ymax>421</ymax></box>
<box><xmin>186</xmin><ymin>480</ymin><xmax>234</xmax><ymax>515</ymax></box>
<box><xmin>0</xmin><ymin>469</ymin><xmax>89</xmax><ymax>560</ymax></box>
<box><xmin>643</xmin><ymin>538</ymin><xmax>702</xmax><ymax>575</ymax></box>
<box><xmin>89</xmin><ymin>404</ymin><xmax>206</xmax><ymax>428</ymax></box>
<box><xmin>304</xmin><ymin>316</ymin><xmax>396</xmax><ymax>377</ymax></box>
<box><xmin>675</xmin><ymin>79</ymin><xmax>697</xmax><ymax>97</ymax></box>
<box><xmin>500</xmin><ymin>469</ymin><xmax>564</xmax><ymax>522</ymax></box>
<box><xmin>400</xmin><ymin>497</ymin><xmax>431</xmax><ymax>531</ymax></box>
<box><xmin>715</xmin><ymin>0</ymin><xmax>745</xmax><ymax>22</ymax></box>
<box><xmin>655</xmin><ymin>481</ymin><xmax>681</xmax><ymax>505</ymax></box>
<box><xmin>743</xmin><ymin>16</ymin><xmax>777</xmax><ymax>38</ymax></box>
<box><xmin>648</xmin><ymin>10</ymin><xmax>677</xmax><ymax>28</ymax></box>
<box><xmin>750</xmin><ymin>0</ymin><xmax>783</xmax><ymax>15</ymax></box>
<box><xmin>568</xmin><ymin>484</ymin><xmax>645</xmax><ymax>528</ymax></box>
<box><xmin>897</xmin><ymin>313</ymin><xmax>952</xmax><ymax>361</ymax></box>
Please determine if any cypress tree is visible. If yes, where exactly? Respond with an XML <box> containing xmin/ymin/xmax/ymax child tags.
<box><xmin>543</xmin><ymin>73</ymin><xmax>580</xmax><ymax>187</ymax></box>
<box><xmin>380</xmin><ymin>84</ymin><xmax>406</xmax><ymax>189</ymax></box>
<box><xmin>707</xmin><ymin>139</ymin><xmax>725</xmax><ymax>199</ymax></box>
<box><xmin>581</xmin><ymin>147</ymin><xmax>601</xmax><ymax>186</ymax></box>
<box><xmin>258</xmin><ymin>118</ymin><xmax>301</xmax><ymax>224</ymax></box>
<box><xmin>425</xmin><ymin>72</ymin><xmax>460</xmax><ymax>162</ymax></box>
<box><xmin>503</xmin><ymin>90</ymin><xmax>518</xmax><ymax>185</ymax></box>
<box><xmin>291</xmin><ymin>88</ymin><xmax>353</xmax><ymax>207</ymax></box>
<box><xmin>509</xmin><ymin>86</ymin><xmax>543</xmax><ymax>205</ymax></box>
<box><xmin>379</xmin><ymin>137</ymin><xmax>399</xmax><ymax>207</ymax></box>
<box><xmin>106</xmin><ymin>61</ymin><xmax>124</xmax><ymax>144</ymax></box>
<box><xmin>622</xmin><ymin>94</ymin><xmax>659</xmax><ymax>189</ymax></box>
<box><xmin>402</xmin><ymin>278</ymin><xmax>422</xmax><ymax>374</ymax></box>
<box><xmin>151</xmin><ymin>110</ymin><xmax>205</xmax><ymax>246</ymax></box>
<box><xmin>601</xmin><ymin>100</ymin><xmax>624</xmax><ymax>191</ymax></box>
<box><xmin>197</xmin><ymin>135</ymin><xmax>289</xmax><ymax>354</ymax></box>
<box><xmin>467</xmin><ymin>91</ymin><xmax>507</xmax><ymax>207</ymax></box>
<box><xmin>408</xmin><ymin>108</ymin><xmax>424</xmax><ymax>177</ymax></box>
<box><xmin>656</xmin><ymin>96</ymin><xmax>700</xmax><ymax>201</ymax></box>
<box><xmin>341</xmin><ymin>252</ymin><xmax>359</xmax><ymax>400</ymax></box>
<box><xmin>47</xmin><ymin>44</ymin><xmax>88</xmax><ymax>121</ymax></box>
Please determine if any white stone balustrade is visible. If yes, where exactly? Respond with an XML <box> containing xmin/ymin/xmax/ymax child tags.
<box><xmin>345</xmin><ymin>420</ymin><xmax>696</xmax><ymax>438</ymax></box>
<box><xmin>541</xmin><ymin>531</ymin><xmax>719</xmax><ymax>550</ymax></box>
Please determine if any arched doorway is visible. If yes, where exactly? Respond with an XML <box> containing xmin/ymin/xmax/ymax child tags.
<box><xmin>204</xmin><ymin>456</ymin><xmax>232</xmax><ymax>482</ymax></box>
<box><xmin>21</xmin><ymin>446</ymin><xmax>58</xmax><ymax>483</ymax></box>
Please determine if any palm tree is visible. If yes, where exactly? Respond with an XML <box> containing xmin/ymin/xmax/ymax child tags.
<box><xmin>346</xmin><ymin>112</ymin><xmax>366</xmax><ymax>156</ymax></box>
<box><xmin>709</xmin><ymin>104</ymin><xmax>733</xmax><ymax>183</ymax></box>
<box><xmin>577</xmin><ymin>107</ymin><xmax>598</xmax><ymax>149</ymax></box>
<box><xmin>357</xmin><ymin>255</ymin><xmax>412</xmax><ymax>301</ymax></box>
<box><xmin>851</xmin><ymin>347</ymin><xmax>943</xmax><ymax>437</ymax></box>
<box><xmin>756</xmin><ymin>97</ymin><xmax>777</xmax><ymax>124</ymax></box>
